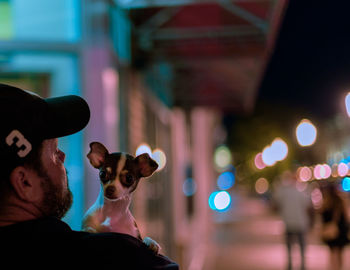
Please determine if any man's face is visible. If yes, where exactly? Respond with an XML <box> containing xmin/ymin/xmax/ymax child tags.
<box><xmin>38</xmin><ymin>139</ymin><xmax>72</xmax><ymax>219</ymax></box>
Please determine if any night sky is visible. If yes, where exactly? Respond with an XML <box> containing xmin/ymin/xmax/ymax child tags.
<box><xmin>259</xmin><ymin>1</ymin><xmax>350</xmax><ymax>119</ymax></box>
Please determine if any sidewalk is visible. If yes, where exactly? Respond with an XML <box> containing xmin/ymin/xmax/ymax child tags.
<box><xmin>204</xmin><ymin>191</ymin><xmax>350</xmax><ymax>270</ymax></box>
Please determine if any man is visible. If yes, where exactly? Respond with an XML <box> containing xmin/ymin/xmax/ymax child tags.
<box><xmin>0</xmin><ymin>83</ymin><xmax>178</xmax><ymax>269</ymax></box>
<box><xmin>273</xmin><ymin>170</ymin><xmax>313</xmax><ymax>270</ymax></box>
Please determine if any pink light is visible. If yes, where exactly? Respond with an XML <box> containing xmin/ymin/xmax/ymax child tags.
<box><xmin>298</xmin><ymin>166</ymin><xmax>312</xmax><ymax>182</ymax></box>
<box><xmin>338</xmin><ymin>162</ymin><xmax>348</xmax><ymax>177</ymax></box>
<box><xmin>254</xmin><ymin>152</ymin><xmax>266</xmax><ymax>170</ymax></box>
<box><xmin>323</xmin><ymin>164</ymin><xmax>331</xmax><ymax>179</ymax></box>
<box><xmin>314</xmin><ymin>164</ymin><xmax>322</xmax><ymax>180</ymax></box>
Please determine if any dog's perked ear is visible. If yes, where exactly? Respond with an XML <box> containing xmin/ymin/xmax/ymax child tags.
<box><xmin>135</xmin><ymin>153</ymin><xmax>158</xmax><ymax>178</ymax></box>
<box><xmin>87</xmin><ymin>142</ymin><xmax>109</xmax><ymax>168</ymax></box>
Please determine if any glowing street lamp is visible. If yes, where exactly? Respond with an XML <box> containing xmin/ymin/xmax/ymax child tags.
<box><xmin>296</xmin><ymin>119</ymin><xmax>317</xmax><ymax>146</ymax></box>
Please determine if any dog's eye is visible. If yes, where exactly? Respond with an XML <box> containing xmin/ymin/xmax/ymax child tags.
<box><xmin>99</xmin><ymin>170</ymin><xmax>108</xmax><ymax>183</ymax></box>
<box><xmin>125</xmin><ymin>174</ymin><xmax>134</xmax><ymax>185</ymax></box>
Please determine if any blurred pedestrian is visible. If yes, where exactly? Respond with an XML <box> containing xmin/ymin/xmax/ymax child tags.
<box><xmin>320</xmin><ymin>182</ymin><xmax>349</xmax><ymax>270</ymax></box>
<box><xmin>273</xmin><ymin>170</ymin><xmax>313</xmax><ymax>270</ymax></box>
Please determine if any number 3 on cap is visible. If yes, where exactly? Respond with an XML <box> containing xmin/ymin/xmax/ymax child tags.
<box><xmin>5</xmin><ymin>130</ymin><xmax>32</xmax><ymax>158</ymax></box>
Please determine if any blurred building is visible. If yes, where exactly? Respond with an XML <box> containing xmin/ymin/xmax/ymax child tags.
<box><xmin>0</xmin><ymin>0</ymin><xmax>286</xmax><ymax>269</ymax></box>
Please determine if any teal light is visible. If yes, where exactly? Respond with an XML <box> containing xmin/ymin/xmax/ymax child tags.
<box><xmin>342</xmin><ymin>177</ymin><xmax>350</xmax><ymax>192</ymax></box>
<box><xmin>208</xmin><ymin>191</ymin><xmax>231</xmax><ymax>212</ymax></box>
<box><xmin>208</xmin><ymin>191</ymin><xmax>219</xmax><ymax>210</ymax></box>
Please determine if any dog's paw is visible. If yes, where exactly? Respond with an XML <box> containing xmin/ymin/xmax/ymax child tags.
<box><xmin>83</xmin><ymin>226</ymin><xmax>98</xmax><ymax>233</ymax></box>
<box><xmin>143</xmin><ymin>237</ymin><xmax>161</xmax><ymax>254</ymax></box>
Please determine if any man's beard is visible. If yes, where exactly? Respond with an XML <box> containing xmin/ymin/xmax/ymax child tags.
<box><xmin>39</xmin><ymin>169</ymin><xmax>73</xmax><ymax>219</ymax></box>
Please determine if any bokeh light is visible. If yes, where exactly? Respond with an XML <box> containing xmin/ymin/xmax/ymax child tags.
<box><xmin>321</xmin><ymin>164</ymin><xmax>331</xmax><ymax>179</ymax></box>
<box><xmin>332</xmin><ymin>164</ymin><xmax>339</xmax><ymax>177</ymax></box>
<box><xmin>338</xmin><ymin>162</ymin><xmax>348</xmax><ymax>177</ymax></box>
<box><xmin>152</xmin><ymin>148</ymin><xmax>167</xmax><ymax>171</ymax></box>
<box><xmin>296</xmin><ymin>119</ymin><xmax>317</xmax><ymax>146</ymax></box>
<box><xmin>136</xmin><ymin>143</ymin><xmax>152</xmax><ymax>157</ymax></box>
<box><xmin>342</xmin><ymin>177</ymin><xmax>350</xmax><ymax>192</ymax></box>
<box><xmin>208</xmin><ymin>191</ymin><xmax>219</xmax><ymax>210</ymax></box>
<box><xmin>255</xmin><ymin>178</ymin><xmax>269</xmax><ymax>194</ymax></box>
<box><xmin>324</xmin><ymin>164</ymin><xmax>332</xmax><ymax>179</ymax></box>
<box><xmin>297</xmin><ymin>166</ymin><xmax>312</xmax><ymax>182</ymax></box>
<box><xmin>254</xmin><ymin>152</ymin><xmax>266</xmax><ymax>170</ymax></box>
<box><xmin>208</xmin><ymin>191</ymin><xmax>231</xmax><ymax>211</ymax></box>
<box><xmin>313</xmin><ymin>164</ymin><xmax>322</xmax><ymax>180</ymax></box>
<box><xmin>261</xmin><ymin>138</ymin><xmax>288</xmax><ymax>167</ymax></box>
<box><xmin>262</xmin><ymin>146</ymin><xmax>276</xmax><ymax>166</ymax></box>
<box><xmin>345</xmin><ymin>92</ymin><xmax>350</xmax><ymax>117</ymax></box>
<box><xmin>214</xmin><ymin>191</ymin><xmax>231</xmax><ymax>211</ymax></box>
<box><xmin>214</xmin><ymin>145</ymin><xmax>232</xmax><ymax>171</ymax></box>
<box><xmin>270</xmin><ymin>138</ymin><xmax>288</xmax><ymax>161</ymax></box>
<box><xmin>217</xmin><ymin>171</ymin><xmax>235</xmax><ymax>190</ymax></box>
<box><xmin>183</xmin><ymin>178</ymin><xmax>197</xmax><ymax>196</ymax></box>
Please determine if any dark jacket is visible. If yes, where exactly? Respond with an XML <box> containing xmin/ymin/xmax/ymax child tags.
<box><xmin>0</xmin><ymin>217</ymin><xmax>179</xmax><ymax>270</ymax></box>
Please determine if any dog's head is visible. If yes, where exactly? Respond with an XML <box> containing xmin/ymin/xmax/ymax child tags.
<box><xmin>87</xmin><ymin>142</ymin><xmax>158</xmax><ymax>200</ymax></box>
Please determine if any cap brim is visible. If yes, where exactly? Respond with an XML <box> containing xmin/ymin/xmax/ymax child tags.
<box><xmin>44</xmin><ymin>95</ymin><xmax>90</xmax><ymax>139</ymax></box>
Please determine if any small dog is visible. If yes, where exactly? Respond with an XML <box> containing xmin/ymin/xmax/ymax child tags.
<box><xmin>83</xmin><ymin>142</ymin><xmax>160</xmax><ymax>253</ymax></box>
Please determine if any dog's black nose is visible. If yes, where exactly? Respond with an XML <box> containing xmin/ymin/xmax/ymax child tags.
<box><xmin>105</xmin><ymin>186</ymin><xmax>116</xmax><ymax>198</ymax></box>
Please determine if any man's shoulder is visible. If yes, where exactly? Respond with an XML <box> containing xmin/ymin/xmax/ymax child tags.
<box><xmin>73</xmin><ymin>232</ymin><xmax>179</xmax><ymax>269</ymax></box>
<box><xmin>0</xmin><ymin>218</ymin><xmax>179</xmax><ymax>270</ymax></box>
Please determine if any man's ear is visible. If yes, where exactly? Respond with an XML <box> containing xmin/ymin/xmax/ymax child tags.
<box><xmin>87</xmin><ymin>142</ymin><xmax>109</xmax><ymax>168</ymax></box>
<box><xmin>135</xmin><ymin>153</ymin><xmax>159</xmax><ymax>178</ymax></box>
<box><xmin>9</xmin><ymin>166</ymin><xmax>42</xmax><ymax>203</ymax></box>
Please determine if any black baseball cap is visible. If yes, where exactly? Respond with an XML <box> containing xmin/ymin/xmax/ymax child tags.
<box><xmin>0</xmin><ymin>83</ymin><xmax>90</xmax><ymax>172</ymax></box>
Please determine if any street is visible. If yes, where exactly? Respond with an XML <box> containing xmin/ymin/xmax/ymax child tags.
<box><xmin>204</xmin><ymin>189</ymin><xmax>350</xmax><ymax>270</ymax></box>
